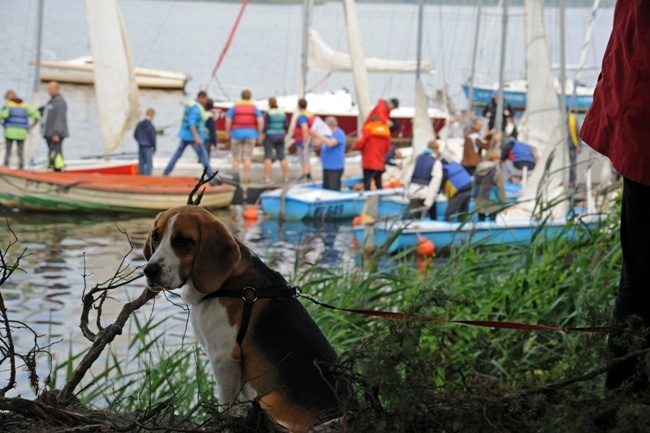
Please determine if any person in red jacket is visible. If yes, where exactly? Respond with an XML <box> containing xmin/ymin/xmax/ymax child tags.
<box><xmin>353</xmin><ymin>115</ymin><xmax>392</xmax><ymax>190</ymax></box>
<box><xmin>579</xmin><ymin>0</ymin><xmax>650</xmax><ymax>392</ymax></box>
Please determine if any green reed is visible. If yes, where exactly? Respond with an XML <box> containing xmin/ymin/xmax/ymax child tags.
<box><xmin>52</xmin><ymin>194</ymin><xmax>622</xmax><ymax>423</ymax></box>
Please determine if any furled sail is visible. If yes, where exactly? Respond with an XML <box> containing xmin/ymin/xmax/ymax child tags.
<box><xmin>342</xmin><ymin>0</ymin><xmax>371</xmax><ymax>129</ymax></box>
<box><xmin>515</xmin><ymin>0</ymin><xmax>566</xmax><ymax>220</ymax></box>
<box><xmin>308</xmin><ymin>28</ymin><xmax>433</xmax><ymax>75</ymax></box>
<box><xmin>85</xmin><ymin>0</ymin><xmax>141</xmax><ymax>154</ymax></box>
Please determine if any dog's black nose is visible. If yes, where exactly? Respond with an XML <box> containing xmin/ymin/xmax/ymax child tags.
<box><xmin>143</xmin><ymin>262</ymin><xmax>161</xmax><ymax>280</ymax></box>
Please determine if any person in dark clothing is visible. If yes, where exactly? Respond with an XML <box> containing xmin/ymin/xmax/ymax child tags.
<box><xmin>482</xmin><ymin>91</ymin><xmax>513</xmax><ymax>131</ymax></box>
<box><xmin>41</xmin><ymin>81</ymin><xmax>69</xmax><ymax>171</ymax></box>
<box><xmin>203</xmin><ymin>98</ymin><xmax>217</xmax><ymax>160</ymax></box>
<box><xmin>134</xmin><ymin>108</ymin><xmax>157</xmax><ymax>175</ymax></box>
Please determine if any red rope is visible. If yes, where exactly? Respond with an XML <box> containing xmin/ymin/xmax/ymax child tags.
<box><xmin>211</xmin><ymin>0</ymin><xmax>249</xmax><ymax>80</ymax></box>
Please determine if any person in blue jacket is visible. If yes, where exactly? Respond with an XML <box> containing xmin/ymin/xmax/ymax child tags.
<box><xmin>500</xmin><ymin>137</ymin><xmax>536</xmax><ymax>183</ymax></box>
<box><xmin>319</xmin><ymin>116</ymin><xmax>347</xmax><ymax>191</ymax></box>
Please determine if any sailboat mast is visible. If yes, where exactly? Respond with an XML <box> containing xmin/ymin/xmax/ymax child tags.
<box><xmin>299</xmin><ymin>0</ymin><xmax>314</xmax><ymax>98</ymax></box>
<box><xmin>33</xmin><ymin>0</ymin><xmax>44</xmax><ymax>94</ymax></box>
<box><xmin>495</xmin><ymin>0</ymin><xmax>509</xmax><ymax>136</ymax></box>
<box><xmin>466</xmin><ymin>0</ymin><xmax>483</xmax><ymax>115</ymax></box>
<box><xmin>559</xmin><ymin>0</ymin><xmax>569</xmax><ymax>182</ymax></box>
<box><xmin>416</xmin><ymin>0</ymin><xmax>424</xmax><ymax>81</ymax></box>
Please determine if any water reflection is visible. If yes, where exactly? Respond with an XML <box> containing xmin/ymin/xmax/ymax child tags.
<box><xmin>0</xmin><ymin>207</ymin><xmax>362</xmax><ymax>398</ymax></box>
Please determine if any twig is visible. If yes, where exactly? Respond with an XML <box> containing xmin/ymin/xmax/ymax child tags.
<box><xmin>59</xmin><ymin>287</ymin><xmax>158</xmax><ymax>403</ymax></box>
<box><xmin>187</xmin><ymin>168</ymin><xmax>220</xmax><ymax>206</ymax></box>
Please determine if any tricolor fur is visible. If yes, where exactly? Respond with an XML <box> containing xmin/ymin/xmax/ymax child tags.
<box><xmin>143</xmin><ymin>205</ymin><xmax>340</xmax><ymax>432</ymax></box>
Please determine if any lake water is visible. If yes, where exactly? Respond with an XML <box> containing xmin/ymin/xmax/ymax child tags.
<box><xmin>1</xmin><ymin>0</ymin><xmax>613</xmax><ymax>161</ymax></box>
<box><xmin>0</xmin><ymin>0</ymin><xmax>614</xmax><ymax>399</ymax></box>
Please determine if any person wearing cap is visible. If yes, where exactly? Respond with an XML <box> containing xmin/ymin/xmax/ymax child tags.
<box><xmin>472</xmin><ymin>149</ymin><xmax>507</xmax><ymax>221</ymax></box>
<box><xmin>365</xmin><ymin>97</ymin><xmax>401</xmax><ymax>134</ymax></box>
<box><xmin>405</xmin><ymin>140</ymin><xmax>443</xmax><ymax>220</ymax></box>
<box><xmin>482</xmin><ymin>90</ymin><xmax>513</xmax><ymax>131</ymax></box>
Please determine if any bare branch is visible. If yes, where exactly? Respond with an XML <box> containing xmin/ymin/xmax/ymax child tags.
<box><xmin>187</xmin><ymin>168</ymin><xmax>220</xmax><ymax>206</ymax></box>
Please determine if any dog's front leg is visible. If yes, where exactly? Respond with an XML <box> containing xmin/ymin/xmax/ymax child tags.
<box><xmin>210</xmin><ymin>353</ymin><xmax>244</xmax><ymax>405</ymax></box>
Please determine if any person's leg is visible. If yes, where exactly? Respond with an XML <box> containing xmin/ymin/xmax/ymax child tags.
<box><xmin>322</xmin><ymin>169</ymin><xmax>334</xmax><ymax>190</ymax></box>
<box><xmin>477</xmin><ymin>213</ymin><xmax>487</xmax><ymax>222</ymax></box>
<box><xmin>301</xmin><ymin>143</ymin><xmax>312</xmax><ymax>178</ymax></box>
<box><xmin>16</xmin><ymin>140</ymin><xmax>25</xmax><ymax>169</ymax></box>
<box><xmin>231</xmin><ymin>139</ymin><xmax>242</xmax><ymax>171</ymax></box>
<box><xmin>373</xmin><ymin>171</ymin><xmax>383</xmax><ymax>189</ymax></box>
<box><xmin>163</xmin><ymin>140</ymin><xmax>189</xmax><ymax>175</ymax></box>
<box><xmin>193</xmin><ymin>141</ymin><xmax>214</xmax><ymax>177</ymax></box>
<box><xmin>334</xmin><ymin>168</ymin><xmax>343</xmax><ymax>191</ymax></box>
<box><xmin>606</xmin><ymin>178</ymin><xmax>650</xmax><ymax>391</ymax></box>
<box><xmin>52</xmin><ymin>139</ymin><xmax>64</xmax><ymax>171</ymax></box>
<box><xmin>138</xmin><ymin>146</ymin><xmax>146</xmax><ymax>175</ymax></box>
<box><xmin>144</xmin><ymin>146</ymin><xmax>153</xmax><ymax>175</ymax></box>
<box><xmin>458</xmin><ymin>189</ymin><xmax>472</xmax><ymax>221</ymax></box>
<box><xmin>4</xmin><ymin>139</ymin><xmax>14</xmax><ymax>166</ymax></box>
<box><xmin>568</xmin><ymin>144</ymin><xmax>577</xmax><ymax>188</ymax></box>
<box><xmin>445</xmin><ymin>194</ymin><xmax>462</xmax><ymax>222</ymax></box>
<box><xmin>262</xmin><ymin>137</ymin><xmax>273</xmax><ymax>180</ymax></box>
<box><xmin>362</xmin><ymin>169</ymin><xmax>374</xmax><ymax>191</ymax></box>
<box><xmin>274</xmin><ymin>139</ymin><xmax>289</xmax><ymax>180</ymax></box>
<box><xmin>242</xmin><ymin>138</ymin><xmax>254</xmax><ymax>182</ymax></box>
<box><xmin>45</xmin><ymin>137</ymin><xmax>54</xmax><ymax>168</ymax></box>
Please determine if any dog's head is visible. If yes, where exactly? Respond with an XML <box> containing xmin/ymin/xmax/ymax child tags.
<box><xmin>143</xmin><ymin>205</ymin><xmax>241</xmax><ymax>294</ymax></box>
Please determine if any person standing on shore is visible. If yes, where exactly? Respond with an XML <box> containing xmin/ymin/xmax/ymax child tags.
<box><xmin>203</xmin><ymin>98</ymin><xmax>217</xmax><ymax>161</ymax></box>
<box><xmin>41</xmin><ymin>81</ymin><xmax>68</xmax><ymax>171</ymax></box>
<box><xmin>224</xmin><ymin>89</ymin><xmax>264</xmax><ymax>184</ymax></box>
<box><xmin>353</xmin><ymin>115</ymin><xmax>392</xmax><ymax>190</ymax></box>
<box><xmin>133</xmin><ymin>108</ymin><xmax>156</xmax><ymax>175</ymax></box>
<box><xmin>261</xmin><ymin>97</ymin><xmax>289</xmax><ymax>183</ymax></box>
<box><xmin>579</xmin><ymin>0</ymin><xmax>650</xmax><ymax>392</ymax></box>
<box><xmin>1</xmin><ymin>90</ymin><xmax>41</xmax><ymax>169</ymax></box>
<box><xmin>163</xmin><ymin>91</ymin><xmax>214</xmax><ymax>178</ymax></box>
<box><xmin>320</xmin><ymin>116</ymin><xmax>346</xmax><ymax>191</ymax></box>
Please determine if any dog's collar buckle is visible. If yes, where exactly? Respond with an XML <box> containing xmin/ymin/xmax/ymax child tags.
<box><xmin>241</xmin><ymin>286</ymin><xmax>258</xmax><ymax>303</ymax></box>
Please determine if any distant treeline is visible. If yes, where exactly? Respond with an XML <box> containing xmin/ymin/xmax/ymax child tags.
<box><xmin>210</xmin><ymin>0</ymin><xmax>615</xmax><ymax>6</ymax></box>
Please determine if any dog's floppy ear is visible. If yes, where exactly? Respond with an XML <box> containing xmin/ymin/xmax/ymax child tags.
<box><xmin>143</xmin><ymin>213</ymin><xmax>163</xmax><ymax>260</ymax></box>
<box><xmin>191</xmin><ymin>216</ymin><xmax>241</xmax><ymax>294</ymax></box>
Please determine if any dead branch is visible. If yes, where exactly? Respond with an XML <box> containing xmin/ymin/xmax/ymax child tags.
<box><xmin>187</xmin><ymin>168</ymin><xmax>220</xmax><ymax>206</ymax></box>
<box><xmin>0</xmin><ymin>395</ymin><xmax>79</xmax><ymax>423</ymax></box>
<box><xmin>59</xmin><ymin>286</ymin><xmax>158</xmax><ymax>403</ymax></box>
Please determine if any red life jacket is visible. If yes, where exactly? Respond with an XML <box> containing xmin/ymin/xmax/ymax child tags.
<box><xmin>293</xmin><ymin>111</ymin><xmax>315</xmax><ymax>143</ymax></box>
<box><xmin>231</xmin><ymin>101</ymin><xmax>258</xmax><ymax>130</ymax></box>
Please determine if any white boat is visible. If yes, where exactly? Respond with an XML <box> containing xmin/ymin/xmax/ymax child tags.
<box><xmin>39</xmin><ymin>56</ymin><xmax>189</xmax><ymax>90</ymax></box>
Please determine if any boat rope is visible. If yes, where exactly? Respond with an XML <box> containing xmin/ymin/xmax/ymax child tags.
<box><xmin>210</xmin><ymin>0</ymin><xmax>249</xmax><ymax>81</ymax></box>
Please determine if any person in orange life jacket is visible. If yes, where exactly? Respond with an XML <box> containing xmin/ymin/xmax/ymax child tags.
<box><xmin>40</xmin><ymin>81</ymin><xmax>69</xmax><ymax>171</ymax></box>
<box><xmin>367</xmin><ymin>97</ymin><xmax>401</xmax><ymax>134</ymax></box>
<box><xmin>472</xmin><ymin>149</ymin><xmax>507</xmax><ymax>222</ymax></box>
<box><xmin>353</xmin><ymin>115</ymin><xmax>392</xmax><ymax>190</ymax></box>
<box><xmin>133</xmin><ymin>108</ymin><xmax>156</xmax><ymax>175</ymax></box>
<box><xmin>461</xmin><ymin>117</ymin><xmax>501</xmax><ymax>176</ymax></box>
<box><xmin>440</xmin><ymin>159</ymin><xmax>473</xmax><ymax>222</ymax></box>
<box><xmin>163</xmin><ymin>91</ymin><xmax>214</xmax><ymax>177</ymax></box>
<box><xmin>293</xmin><ymin>98</ymin><xmax>316</xmax><ymax>181</ymax></box>
<box><xmin>1</xmin><ymin>90</ymin><xmax>41</xmax><ymax>169</ymax></box>
<box><xmin>406</xmin><ymin>140</ymin><xmax>443</xmax><ymax>220</ymax></box>
<box><xmin>202</xmin><ymin>98</ymin><xmax>217</xmax><ymax>161</ymax></box>
<box><xmin>579</xmin><ymin>0</ymin><xmax>650</xmax><ymax>392</ymax></box>
<box><xmin>320</xmin><ymin>116</ymin><xmax>347</xmax><ymax>191</ymax></box>
<box><xmin>225</xmin><ymin>89</ymin><xmax>264</xmax><ymax>183</ymax></box>
<box><xmin>500</xmin><ymin>136</ymin><xmax>536</xmax><ymax>183</ymax></box>
<box><xmin>261</xmin><ymin>97</ymin><xmax>289</xmax><ymax>184</ymax></box>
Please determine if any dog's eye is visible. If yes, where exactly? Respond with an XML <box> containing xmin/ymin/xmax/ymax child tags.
<box><xmin>151</xmin><ymin>232</ymin><xmax>160</xmax><ymax>246</ymax></box>
<box><xmin>173</xmin><ymin>236</ymin><xmax>194</xmax><ymax>250</ymax></box>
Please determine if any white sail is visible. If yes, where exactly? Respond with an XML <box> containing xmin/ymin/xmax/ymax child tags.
<box><xmin>512</xmin><ymin>0</ymin><xmax>566</xmax><ymax>220</ymax></box>
<box><xmin>307</xmin><ymin>28</ymin><xmax>433</xmax><ymax>75</ymax></box>
<box><xmin>342</xmin><ymin>0</ymin><xmax>371</xmax><ymax>130</ymax></box>
<box><xmin>85</xmin><ymin>0</ymin><xmax>141</xmax><ymax>154</ymax></box>
<box><xmin>401</xmin><ymin>79</ymin><xmax>435</xmax><ymax>183</ymax></box>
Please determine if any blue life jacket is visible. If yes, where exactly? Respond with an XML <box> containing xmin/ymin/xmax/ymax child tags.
<box><xmin>510</xmin><ymin>141</ymin><xmax>535</xmax><ymax>166</ymax></box>
<box><xmin>4</xmin><ymin>105</ymin><xmax>29</xmax><ymax>129</ymax></box>
<box><xmin>442</xmin><ymin>162</ymin><xmax>472</xmax><ymax>199</ymax></box>
<box><xmin>266</xmin><ymin>109</ymin><xmax>286</xmax><ymax>136</ymax></box>
<box><xmin>410</xmin><ymin>153</ymin><xmax>436</xmax><ymax>186</ymax></box>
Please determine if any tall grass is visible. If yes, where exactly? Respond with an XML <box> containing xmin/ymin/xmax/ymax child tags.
<box><xmin>53</xmin><ymin>193</ymin><xmax>623</xmax><ymax>428</ymax></box>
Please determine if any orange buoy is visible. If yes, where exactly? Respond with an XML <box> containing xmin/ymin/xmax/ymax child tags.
<box><xmin>352</xmin><ymin>215</ymin><xmax>361</xmax><ymax>226</ymax></box>
<box><xmin>416</xmin><ymin>238</ymin><xmax>435</xmax><ymax>257</ymax></box>
<box><xmin>352</xmin><ymin>237</ymin><xmax>360</xmax><ymax>249</ymax></box>
<box><xmin>243</xmin><ymin>205</ymin><xmax>258</xmax><ymax>221</ymax></box>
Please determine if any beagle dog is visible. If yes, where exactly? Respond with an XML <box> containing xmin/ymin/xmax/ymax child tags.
<box><xmin>143</xmin><ymin>205</ymin><xmax>340</xmax><ymax>432</ymax></box>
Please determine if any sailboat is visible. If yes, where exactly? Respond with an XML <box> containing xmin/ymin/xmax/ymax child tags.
<box><xmin>462</xmin><ymin>0</ymin><xmax>600</xmax><ymax>114</ymax></box>
<box><xmin>353</xmin><ymin>0</ymin><xmax>603</xmax><ymax>253</ymax></box>
<box><xmin>211</xmin><ymin>0</ymin><xmax>448</xmax><ymax>143</ymax></box>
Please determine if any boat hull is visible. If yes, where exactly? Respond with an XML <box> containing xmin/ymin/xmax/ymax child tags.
<box><xmin>260</xmin><ymin>183</ymin><xmax>403</xmax><ymax>221</ymax></box>
<box><xmin>39</xmin><ymin>58</ymin><xmax>189</xmax><ymax>90</ymax></box>
<box><xmin>461</xmin><ymin>84</ymin><xmax>593</xmax><ymax>113</ymax></box>
<box><xmin>0</xmin><ymin>168</ymin><xmax>235</xmax><ymax>213</ymax></box>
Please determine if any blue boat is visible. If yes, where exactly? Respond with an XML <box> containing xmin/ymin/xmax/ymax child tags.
<box><xmin>259</xmin><ymin>181</ymin><xmax>404</xmax><ymax>221</ymax></box>
<box><xmin>461</xmin><ymin>81</ymin><xmax>594</xmax><ymax>113</ymax></box>
<box><xmin>377</xmin><ymin>182</ymin><xmax>523</xmax><ymax>220</ymax></box>
<box><xmin>353</xmin><ymin>212</ymin><xmax>601</xmax><ymax>254</ymax></box>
